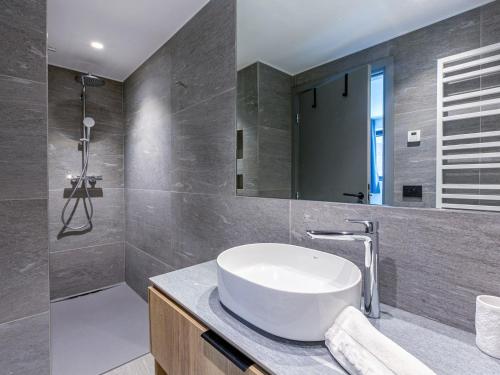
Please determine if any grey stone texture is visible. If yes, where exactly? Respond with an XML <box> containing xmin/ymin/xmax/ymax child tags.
<box><xmin>151</xmin><ymin>261</ymin><xmax>500</xmax><ymax>375</ymax></box>
<box><xmin>48</xmin><ymin>65</ymin><xmax>125</xmax><ymax>298</ymax></box>
<box><xmin>236</xmin><ymin>62</ymin><xmax>292</xmax><ymax>198</ymax></box>
<box><xmin>0</xmin><ymin>1</ymin><xmax>50</xmax><ymax>373</ymax></box>
<box><xmin>123</xmin><ymin>0</ymin><xmax>500</xmax><ymax>333</ymax></box>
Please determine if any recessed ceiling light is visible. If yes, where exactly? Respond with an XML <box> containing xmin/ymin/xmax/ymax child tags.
<box><xmin>90</xmin><ymin>41</ymin><xmax>104</xmax><ymax>50</ymax></box>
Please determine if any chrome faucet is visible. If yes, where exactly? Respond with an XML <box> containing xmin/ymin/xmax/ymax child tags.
<box><xmin>306</xmin><ymin>219</ymin><xmax>380</xmax><ymax>319</ymax></box>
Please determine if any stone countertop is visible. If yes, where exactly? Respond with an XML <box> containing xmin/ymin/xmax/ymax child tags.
<box><xmin>150</xmin><ymin>261</ymin><xmax>500</xmax><ymax>375</ymax></box>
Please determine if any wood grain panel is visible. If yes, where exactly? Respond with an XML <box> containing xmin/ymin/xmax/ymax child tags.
<box><xmin>149</xmin><ymin>287</ymin><xmax>267</xmax><ymax>375</ymax></box>
<box><xmin>155</xmin><ymin>360</ymin><xmax>167</xmax><ymax>375</ymax></box>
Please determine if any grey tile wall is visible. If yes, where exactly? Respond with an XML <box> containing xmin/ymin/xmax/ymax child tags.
<box><xmin>236</xmin><ymin>64</ymin><xmax>259</xmax><ymax>195</ymax></box>
<box><xmin>50</xmin><ymin>242</ymin><xmax>125</xmax><ymax>300</ymax></box>
<box><xmin>48</xmin><ymin>65</ymin><xmax>125</xmax><ymax>299</ymax></box>
<box><xmin>294</xmin><ymin>7</ymin><xmax>482</xmax><ymax>208</ymax></box>
<box><xmin>0</xmin><ymin>0</ymin><xmax>49</xmax><ymax>373</ymax></box>
<box><xmin>48</xmin><ymin>188</ymin><xmax>124</xmax><ymax>252</ymax></box>
<box><xmin>0</xmin><ymin>199</ymin><xmax>49</xmax><ymax>324</ymax></box>
<box><xmin>0</xmin><ymin>313</ymin><xmax>50</xmax><ymax>375</ymax></box>
<box><xmin>125</xmin><ymin>243</ymin><xmax>174</xmax><ymax>300</ymax></box>
<box><xmin>0</xmin><ymin>1</ymin><xmax>46</xmax><ymax>82</ymax></box>
<box><xmin>125</xmin><ymin>190</ymin><xmax>289</xmax><ymax>282</ymax></box>
<box><xmin>0</xmin><ymin>75</ymin><xmax>47</xmax><ymax>199</ymax></box>
<box><xmin>289</xmin><ymin>200</ymin><xmax>500</xmax><ymax>331</ymax></box>
<box><xmin>236</xmin><ymin>62</ymin><xmax>292</xmax><ymax>198</ymax></box>
<box><xmin>169</xmin><ymin>0</ymin><xmax>236</xmax><ymax>113</ymax></box>
<box><xmin>123</xmin><ymin>0</ymin><xmax>500</xmax><ymax>333</ymax></box>
<box><xmin>171</xmin><ymin>89</ymin><xmax>236</xmax><ymax>195</ymax></box>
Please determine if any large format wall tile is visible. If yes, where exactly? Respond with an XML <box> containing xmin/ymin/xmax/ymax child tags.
<box><xmin>123</xmin><ymin>0</ymin><xmax>500</xmax><ymax>334</ymax></box>
<box><xmin>124</xmin><ymin>99</ymin><xmax>174</xmax><ymax>190</ymax></box>
<box><xmin>171</xmin><ymin>89</ymin><xmax>236</xmax><ymax>195</ymax></box>
<box><xmin>236</xmin><ymin>62</ymin><xmax>292</xmax><ymax>198</ymax></box>
<box><xmin>290</xmin><ymin>199</ymin><xmax>500</xmax><ymax>331</ymax></box>
<box><xmin>0</xmin><ymin>0</ymin><xmax>46</xmax><ymax>32</ymax></box>
<box><xmin>177</xmin><ymin>194</ymin><xmax>290</xmax><ymax>269</ymax></box>
<box><xmin>0</xmin><ymin>75</ymin><xmax>47</xmax><ymax>199</ymax></box>
<box><xmin>169</xmin><ymin>0</ymin><xmax>236</xmax><ymax>113</ymax></box>
<box><xmin>290</xmin><ymin>200</ymin><xmax>409</xmax><ymax>279</ymax></box>
<box><xmin>125</xmin><ymin>243</ymin><xmax>174</xmax><ymax>301</ymax></box>
<box><xmin>0</xmin><ymin>0</ymin><xmax>46</xmax><ymax>82</ymax></box>
<box><xmin>125</xmin><ymin>189</ymin><xmax>180</xmax><ymax>265</ymax></box>
<box><xmin>124</xmin><ymin>44</ymin><xmax>173</xmax><ymax>119</ymax></box>
<box><xmin>0</xmin><ymin>312</ymin><xmax>50</xmax><ymax>375</ymax></box>
<box><xmin>0</xmin><ymin>1</ymin><xmax>49</xmax><ymax>372</ymax></box>
<box><xmin>48</xmin><ymin>65</ymin><xmax>124</xmax><ymax>190</ymax></box>
<box><xmin>126</xmin><ymin>189</ymin><xmax>289</xmax><ymax>272</ymax></box>
<box><xmin>480</xmin><ymin>0</ymin><xmax>500</xmax><ymax>46</ymax></box>
<box><xmin>0</xmin><ymin>94</ymin><xmax>47</xmax><ymax>162</ymax></box>
<box><xmin>236</xmin><ymin>64</ymin><xmax>258</xmax><ymax>131</ymax></box>
<box><xmin>401</xmin><ymin>208</ymin><xmax>500</xmax><ymax>331</ymax></box>
<box><xmin>0</xmin><ymin>199</ymin><xmax>49</xmax><ymax>324</ymax></box>
<box><xmin>49</xmin><ymin>188</ymin><xmax>124</xmax><ymax>224</ymax></box>
<box><xmin>48</xmin><ymin>218</ymin><xmax>124</xmax><ymax>253</ymax></box>
<box><xmin>49</xmin><ymin>153</ymin><xmax>124</xmax><ymax>190</ymax></box>
<box><xmin>49</xmin><ymin>242</ymin><xmax>125</xmax><ymax>300</ymax></box>
<box><xmin>48</xmin><ymin>188</ymin><xmax>124</xmax><ymax>252</ymax></box>
<box><xmin>48</xmin><ymin>65</ymin><xmax>125</xmax><ymax>298</ymax></box>
<box><xmin>258</xmin><ymin>63</ymin><xmax>292</xmax><ymax>131</ymax></box>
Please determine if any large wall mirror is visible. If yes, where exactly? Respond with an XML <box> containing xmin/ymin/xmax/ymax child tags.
<box><xmin>236</xmin><ymin>0</ymin><xmax>500</xmax><ymax>212</ymax></box>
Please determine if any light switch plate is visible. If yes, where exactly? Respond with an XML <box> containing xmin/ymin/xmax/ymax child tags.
<box><xmin>408</xmin><ymin>130</ymin><xmax>421</xmax><ymax>143</ymax></box>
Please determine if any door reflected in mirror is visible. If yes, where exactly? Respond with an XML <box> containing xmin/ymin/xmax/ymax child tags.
<box><xmin>236</xmin><ymin>0</ymin><xmax>500</xmax><ymax>211</ymax></box>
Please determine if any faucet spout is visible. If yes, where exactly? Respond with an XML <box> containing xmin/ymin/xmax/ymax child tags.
<box><xmin>306</xmin><ymin>219</ymin><xmax>380</xmax><ymax>319</ymax></box>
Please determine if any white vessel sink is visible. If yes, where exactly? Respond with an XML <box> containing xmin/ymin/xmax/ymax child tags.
<box><xmin>216</xmin><ymin>243</ymin><xmax>362</xmax><ymax>341</ymax></box>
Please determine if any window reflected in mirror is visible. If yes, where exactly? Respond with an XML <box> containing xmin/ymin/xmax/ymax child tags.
<box><xmin>236</xmin><ymin>0</ymin><xmax>500</xmax><ymax>212</ymax></box>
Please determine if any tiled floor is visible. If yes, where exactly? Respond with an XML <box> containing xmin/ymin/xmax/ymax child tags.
<box><xmin>51</xmin><ymin>283</ymin><xmax>149</xmax><ymax>375</ymax></box>
<box><xmin>104</xmin><ymin>354</ymin><xmax>155</xmax><ymax>375</ymax></box>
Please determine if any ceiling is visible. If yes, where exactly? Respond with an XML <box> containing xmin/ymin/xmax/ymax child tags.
<box><xmin>47</xmin><ymin>0</ymin><xmax>210</xmax><ymax>81</ymax></box>
<box><xmin>237</xmin><ymin>0</ymin><xmax>495</xmax><ymax>75</ymax></box>
<box><xmin>48</xmin><ymin>0</ymin><xmax>494</xmax><ymax>81</ymax></box>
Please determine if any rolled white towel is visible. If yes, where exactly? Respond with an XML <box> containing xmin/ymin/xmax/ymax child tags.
<box><xmin>325</xmin><ymin>306</ymin><xmax>436</xmax><ymax>375</ymax></box>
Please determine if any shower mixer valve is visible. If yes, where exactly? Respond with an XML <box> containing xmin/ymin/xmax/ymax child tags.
<box><xmin>67</xmin><ymin>175</ymin><xmax>103</xmax><ymax>187</ymax></box>
<box><xmin>61</xmin><ymin>73</ymin><xmax>106</xmax><ymax>231</ymax></box>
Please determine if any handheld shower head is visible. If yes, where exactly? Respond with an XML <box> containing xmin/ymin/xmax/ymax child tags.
<box><xmin>83</xmin><ymin>117</ymin><xmax>95</xmax><ymax>128</ymax></box>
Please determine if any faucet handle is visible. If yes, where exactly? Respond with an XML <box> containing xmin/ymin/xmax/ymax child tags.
<box><xmin>345</xmin><ymin>219</ymin><xmax>379</xmax><ymax>233</ymax></box>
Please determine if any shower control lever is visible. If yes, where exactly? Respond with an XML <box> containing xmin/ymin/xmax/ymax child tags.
<box><xmin>67</xmin><ymin>175</ymin><xmax>103</xmax><ymax>186</ymax></box>
<box><xmin>87</xmin><ymin>175</ymin><xmax>102</xmax><ymax>187</ymax></box>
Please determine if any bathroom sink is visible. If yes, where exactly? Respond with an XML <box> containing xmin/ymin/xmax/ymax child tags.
<box><xmin>216</xmin><ymin>243</ymin><xmax>362</xmax><ymax>341</ymax></box>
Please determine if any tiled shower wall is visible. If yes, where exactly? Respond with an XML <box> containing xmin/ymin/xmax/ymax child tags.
<box><xmin>48</xmin><ymin>65</ymin><xmax>125</xmax><ymax>300</ymax></box>
<box><xmin>124</xmin><ymin>0</ymin><xmax>500</xmax><ymax>333</ymax></box>
<box><xmin>0</xmin><ymin>1</ymin><xmax>50</xmax><ymax>374</ymax></box>
<box><xmin>237</xmin><ymin>62</ymin><xmax>292</xmax><ymax>198</ymax></box>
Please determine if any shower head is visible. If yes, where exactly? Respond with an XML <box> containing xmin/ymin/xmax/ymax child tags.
<box><xmin>76</xmin><ymin>73</ymin><xmax>105</xmax><ymax>87</ymax></box>
<box><xmin>83</xmin><ymin>117</ymin><xmax>95</xmax><ymax>128</ymax></box>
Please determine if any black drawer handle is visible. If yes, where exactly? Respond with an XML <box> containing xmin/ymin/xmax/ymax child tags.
<box><xmin>200</xmin><ymin>330</ymin><xmax>254</xmax><ymax>371</ymax></box>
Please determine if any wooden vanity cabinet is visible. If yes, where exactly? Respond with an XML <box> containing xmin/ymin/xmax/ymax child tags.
<box><xmin>149</xmin><ymin>287</ymin><xmax>268</xmax><ymax>375</ymax></box>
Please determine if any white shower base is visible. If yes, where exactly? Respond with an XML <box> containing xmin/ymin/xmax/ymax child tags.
<box><xmin>51</xmin><ymin>283</ymin><xmax>149</xmax><ymax>375</ymax></box>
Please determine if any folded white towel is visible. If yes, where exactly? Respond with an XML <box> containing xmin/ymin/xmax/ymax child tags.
<box><xmin>325</xmin><ymin>306</ymin><xmax>436</xmax><ymax>375</ymax></box>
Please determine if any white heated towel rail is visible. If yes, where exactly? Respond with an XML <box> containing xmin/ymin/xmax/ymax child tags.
<box><xmin>437</xmin><ymin>42</ymin><xmax>500</xmax><ymax>212</ymax></box>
